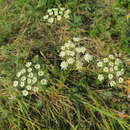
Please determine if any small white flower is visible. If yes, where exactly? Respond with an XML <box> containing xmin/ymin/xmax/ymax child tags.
<box><xmin>64</xmin><ymin>14</ymin><xmax>70</xmax><ymax>19</ymax></box>
<box><xmin>115</xmin><ymin>58</ymin><xmax>121</xmax><ymax>65</ymax></box>
<box><xmin>43</xmin><ymin>15</ymin><xmax>49</xmax><ymax>20</ymax></box>
<box><xmin>38</xmin><ymin>71</ymin><xmax>44</xmax><ymax>76</ymax></box>
<box><xmin>103</xmin><ymin>67</ymin><xmax>109</xmax><ymax>72</ymax></box>
<box><xmin>48</xmin><ymin>11</ymin><xmax>53</xmax><ymax>15</ymax></box>
<box><xmin>127</xmin><ymin>94</ymin><xmax>130</xmax><ymax>99</ymax></box>
<box><xmin>27</xmin><ymin>67</ymin><xmax>32</xmax><ymax>72</ymax></box>
<box><xmin>80</xmin><ymin>47</ymin><xmax>86</xmax><ymax>53</ymax></box>
<box><xmin>54</xmin><ymin>10</ymin><xmax>58</xmax><ymax>16</ymax></box>
<box><xmin>28</xmin><ymin>72</ymin><xmax>33</xmax><ymax>78</ymax></box>
<box><xmin>26</xmin><ymin>85</ymin><xmax>32</xmax><ymax>90</ymax></box>
<box><xmin>33</xmin><ymin>87</ymin><xmax>39</xmax><ymax>93</ymax></box>
<box><xmin>73</xmin><ymin>37</ymin><xmax>80</xmax><ymax>42</ymax></box>
<box><xmin>16</xmin><ymin>72</ymin><xmax>21</xmax><ymax>78</ymax></box>
<box><xmin>97</xmin><ymin>62</ymin><xmax>103</xmax><ymax>67</ymax></box>
<box><xmin>32</xmin><ymin>77</ymin><xmax>37</xmax><ymax>84</ymax></box>
<box><xmin>41</xmin><ymin>79</ymin><xmax>47</xmax><ymax>85</ymax></box>
<box><xmin>65</xmin><ymin>42</ymin><xmax>71</xmax><ymax>48</ymax></box>
<box><xmin>75</xmin><ymin>47</ymin><xmax>86</xmax><ymax>54</ymax></box>
<box><xmin>103</xmin><ymin>58</ymin><xmax>109</xmax><ymax>63</ymax></box>
<box><xmin>35</xmin><ymin>64</ymin><xmax>40</xmax><ymax>69</ymax></box>
<box><xmin>70</xmin><ymin>43</ymin><xmax>75</xmax><ymax>48</ymax></box>
<box><xmin>114</xmin><ymin>66</ymin><xmax>118</xmax><ymax>71</ymax></box>
<box><xmin>21</xmin><ymin>76</ymin><xmax>26</xmax><ymax>81</ymax></box>
<box><xmin>52</xmin><ymin>8</ymin><xmax>57</xmax><ymax>11</ymax></box>
<box><xmin>27</xmin><ymin>78</ymin><xmax>32</xmax><ymax>84</ymax></box>
<box><xmin>67</xmin><ymin>58</ymin><xmax>74</xmax><ymax>64</ymax></box>
<box><xmin>110</xmin><ymin>81</ymin><xmax>116</xmax><ymax>87</ymax></box>
<box><xmin>59</xmin><ymin>10</ymin><xmax>63</xmax><ymax>15</ymax></box>
<box><xmin>109</xmin><ymin>62</ymin><xmax>114</xmax><ymax>67</ymax></box>
<box><xmin>61</xmin><ymin>46</ymin><xmax>66</xmax><ymax>50</ymax></box>
<box><xmin>116</xmin><ymin>71</ymin><xmax>122</xmax><ymax>77</ymax></box>
<box><xmin>20</xmin><ymin>82</ymin><xmax>25</xmax><ymax>87</ymax></box>
<box><xmin>119</xmin><ymin>77</ymin><xmax>124</xmax><ymax>83</ymax></box>
<box><xmin>48</xmin><ymin>17</ymin><xmax>54</xmax><ymax>24</ymax></box>
<box><xmin>65</xmin><ymin>9</ymin><xmax>71</xmax><ymax>14</ymax></box>
<box><xmin>84</xmin><ymin>53</ymin><xmax>93</xmax><ymax>62</ymax></box>
<box><xmin>60</xmin><ymin>61</ymin><xmax>68</xmax><ymax>69</ymax></box>
<box><xmin>59</xmin><ymin>51</ymin><xmax>66</xmax><ymax>57</ymax></box>
<box><xmin>13</xmin><ymin>81</ymin><xmax>18</xmax><ymax>87</ymax></box>
<box><xmin>109</xmin><ymin>68</ymin><xmax>114</xmax><ymax>72</ymax></box>
<box><xmin>20</xmin><ymin>69</ymin><xmax>26</xmax><ymax>74</ymax></box>
<box><xmin>22</xmin><ymin>90</ymin><xmax>28</xmax><ymax>96</ymax></box>
<box><xmin>109</xmin><ymin>55</ymin><xmax>114</xmax><ymax>59</ymax></box>
<box><xmin>98</xmin><ymin>74</ymin><xmax>104</xmax><ymax>81</ymax></box>
<box><xmin>47</xmin><ymin>9</ymin><xmax>52</xmax><ymax>13</ymax></box>
<box><xmin>75</xmin><ymin>47</ymin><xmax>82</xmax><ymax>53</ymax></box>
<box><xmin>108</xmin><ymin>74</ymin><xmax>113</xmax><ymax>80</ymax></box>
<box><xmin>57</xmin><ymin>15</ymin><xmax>62</xmax><ymax>21</ymax></box>
<box><xmin>67</xmin><ymin>40</ymin><xmax>72</xmax><ymax>44</ymax></box>
<box><xmin>66</xmin><ymin>50</ymin><xmax>75</xmax><ymax>56</ymax></box>
<box><xmin>26</xmin><ymin>62</ymin><xmax>32</xmax><ymax>67</ymax></box>
<box><xmin>60</xmin><ymin>8</ymin><xmax>65</xmax><ymax>11</ymax></box>
<box><xmin>76</xmin><ymin>61</ymin><xmax>83</xmax><ymax>70</ymax></box>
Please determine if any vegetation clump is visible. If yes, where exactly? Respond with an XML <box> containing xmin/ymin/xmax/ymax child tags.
<box><xmin>0</xmin><ymin>0</ymin><xmax>130</xmax><ymax>130</ymax></box>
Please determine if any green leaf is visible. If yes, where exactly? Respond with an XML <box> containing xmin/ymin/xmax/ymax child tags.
<box><xmin>37</xmin><ymin>0</ymin><xmax>47</xmax><ymax>8</ymax></box>
<box><xmin>67</xmin><ymin>0</ymin><xmax>78</xmax><ymax>6</ymax></box>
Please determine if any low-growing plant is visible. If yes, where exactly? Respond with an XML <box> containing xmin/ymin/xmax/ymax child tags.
<box><xmin>0</xmin><ymin>0</ymin><xmax>130</xmax><ymax>130</ymax></box>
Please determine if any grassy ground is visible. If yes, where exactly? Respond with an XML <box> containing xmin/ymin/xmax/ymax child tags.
<box><xmin>0</xmin><ymin>0</ymin><xmax>130</xmax><ymax>130</ymax></box>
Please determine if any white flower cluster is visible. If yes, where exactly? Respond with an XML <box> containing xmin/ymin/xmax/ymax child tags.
<box><xmin>97</xmin><ymin>55</ymin><xmax>125</xmax><ymax>87</ymax></box>
<box><xmin>59</xmin><ymin>37</ymin><xmax>93</xmax><ymax>70</ymax></box>
<box><xmin>43</xmin><ymin>7</ymin><xmax>71</xmax><ymax>24</ymax></box>
<box><xmin>13</xmin><ymin>62</ymin><xmax>49</xmax><ymax>96</ymax></box>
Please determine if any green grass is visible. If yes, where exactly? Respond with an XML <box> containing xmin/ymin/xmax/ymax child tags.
<box><xmin>0</xmin><ymin>0</ymin><xmax>130</xmax><ymax>130</ymax></box>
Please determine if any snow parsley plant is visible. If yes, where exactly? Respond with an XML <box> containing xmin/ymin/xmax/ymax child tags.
<box><xmin>59</xmin><ymin>37</ymin><xmax>93</xmax><ymax>70</ymax></box>
<box><xmin>97</xmin><ymin>55</ymin><xmax>125</xmax><ymax>87</ymax></box>
<box><xmin>13</xmin><ymin>62</ymin><xmax>49</xmax><ymax>96</ymax></box>
<box><xmin>43</xmin><ymin>7</ymin><xmax>71</xmax><ymax>24</ymax></box>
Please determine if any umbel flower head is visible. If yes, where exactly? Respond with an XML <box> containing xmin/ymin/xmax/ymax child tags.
<box><xmin>43</xmin><ymin>7</ymin><xmax>71</xmax><ymax>24</ymax></box>
<box><xmin>13</xmin><ymin>62</ymin><xmax>49</xmax><ymax>96</ymax></box>
<box><xmin>97</xmin><ymin>55</ymin><xmax>125</xmax><ymax>87</ymax></box>
<box><xmin>59</xmin><ymin>37</ymin><xmax>93</xmax><ymax>70</ymax></box>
